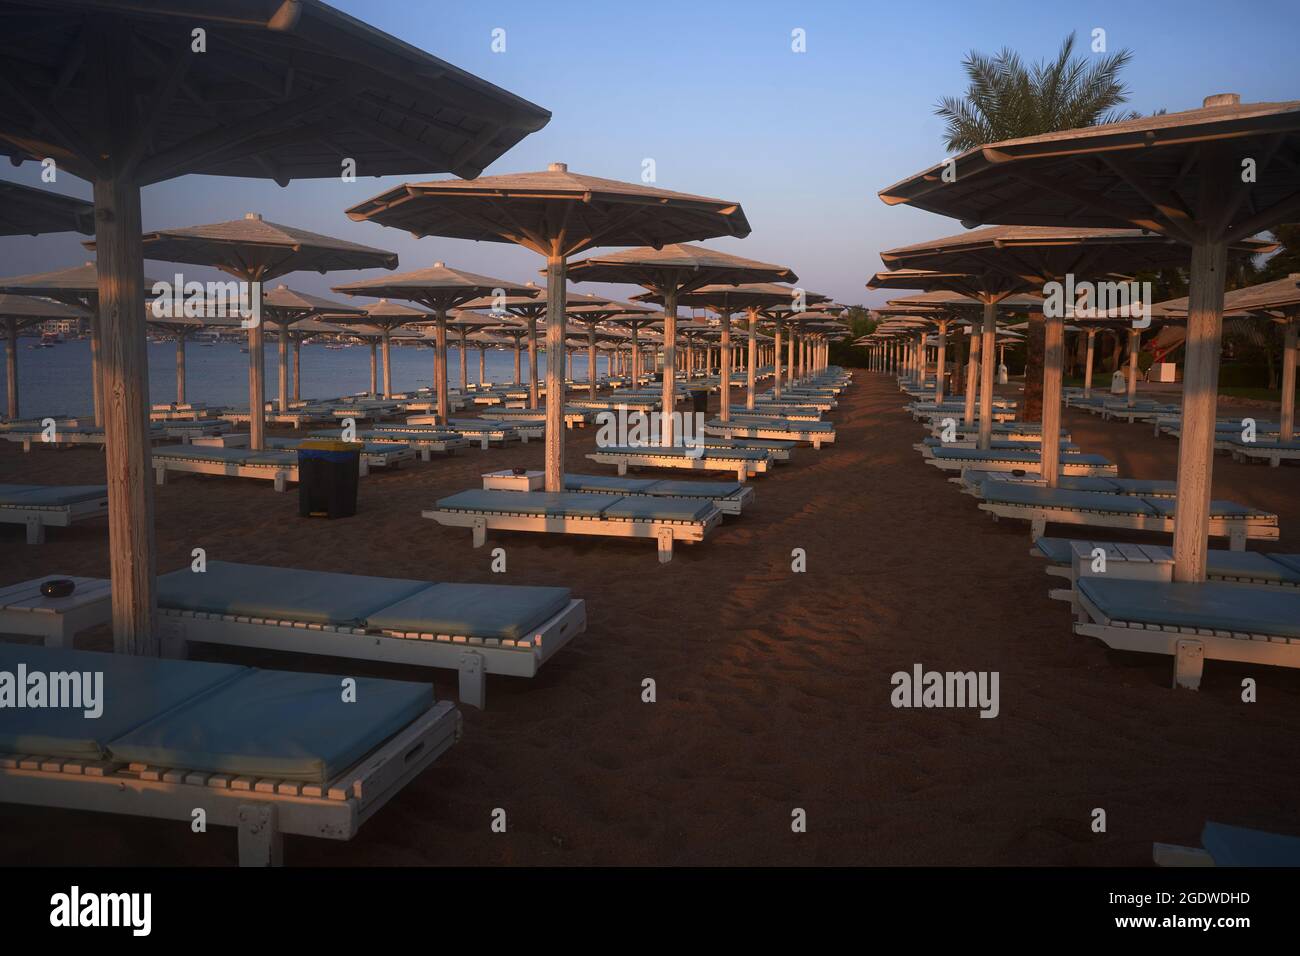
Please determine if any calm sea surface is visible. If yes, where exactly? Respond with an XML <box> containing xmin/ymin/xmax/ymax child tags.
<box><xmin>0</xmin><ymin>338</ymin><xmax>598</xmax><ymax>417</ymax></box>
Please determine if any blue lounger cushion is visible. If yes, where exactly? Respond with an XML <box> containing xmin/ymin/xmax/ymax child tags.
<box><xmin>564</xmin><ymin>473</ymin><xmax>661</xmax><ymax>493</ymax></box>
<box><xmin>437</xmin><ymin>489</ymin><xmax>613</xmax><ymax>517</ymax></box>
<box><xmin>0</xmin><ymin>643</ymin><xmax>246</xmax><ymax>761</ymax></box>
<box><xmin>1143</xmin><ymin>498</ymin><xmax>1274</xmax><ymax>519</ymax></box>
<box><xmin>646</xmin><ymin>479</ymin><xmax>744</xmax><ymax>498</ymax></box>
<box><xmin>1034</xmin><ymin>538</ymin><xmax>1300</xmax><ymax>583</ymax></box>
<box><xmin>599</xmin><ymin>495</ymin><xmax>717</xmax><ymax>522</ymax></box>
<box><xmin>936</xmin><ymin>448</ymin><xmax>1110</xmax><ymax>465</ymax></box>
<box><xmin>365</xmin><ymin>582</ymin><xmax>571</xmax><ymax>639</ymax></box>
<box><xmin>0</xmin><ymin>484</ymin><xmax>108</xmax><ymax>506</ymax></box>
<box><xmin>1032</xmin><ymin>536</ymin><xmax>1076</xmax><ymax>563</ymax></box>
<box><xmin>1077</xmin><ymin>577</ymin><xmax>1300</xmax><ymax>638</ymax></box>
<box><xmin>154</xmin><ymin>446</ymin><xmax>257</xmax><ymax>463</ymax></box>
<box><xmin>1056</xmin><ymin>477</ymin><xmax>1122</xmax><ymax>493</ymax></box>
<box><xmin>157</xmin><ymin>561</ymin><xmax>430</xmax><ymax>626</ymax></box>
<box><xmin>109</xmin><ymin>668</ymin><xmax>433</xmax><ymax>783</ymax></box>
<box><xmin>601</xmin><ymin>445</ymin><xmax>768</xmax><ymax>460</ymax></box>
<box><xmin>1199</xmin><ymin>822</ymin><xmax>1300</xmax><ymax>866</ymax></box>
<box><xmin>983</xmin><ymin>484</ymin><xmax>1155</xmax><ymax>515</ymax></box>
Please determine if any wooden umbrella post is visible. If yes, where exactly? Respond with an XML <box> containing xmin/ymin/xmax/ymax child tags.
<box><xmin>977</xmin><ymin>300</ymin><xmax>997</xmax><ymax>449</ymax></box>
<box><xmin>964</xmin><ymin>329</ymin><xmax>980</xmax><ymax>426</ymax></box>
<box><xmin>175</xmin><ymin>331</ymin><xmax>187</xmax><ymax>405</ymax></box>
<box><xmin>1172</xmin><ymin>239</ymin><xmax>1228</xmax><ymax>583</ymax></box>
<box><xmin>528</xmin><ymin>317</ymin><xmax>539</xmax><ymax>409</ymax></box>
<box><xmin>277</xmin><ymin>327</ymin><xmax>289</xmax><ymax>411</ymax></box>
<box><xmin>1126</xmin><ymin>328</ymin><xmax>1141</xmax><ymax>406</ymax></box>
<box><xmin>1041</xmin><ymin>309</ymin><xmax>1064</xmax><ymax>488</ymax></box>
<box><xmin>248</xmin><ymin>277</ymin><xmax>266</xmax><ymax>451</ymax></box>
<box><xmin>369</xmin><ymin>340</ymin><xmax>378</xmax><ymax>396</ymax></box>
<box><xmin>382</xmin><ymin>326</ymin><xmax>393</xmax><ymax>398</ymax></box>
<box><xmin>435</xmin><ymin>310</ymin><xmax>450</xmax><ymax>425</ymax></box>
<box><xmin>93</xmin><ymin>170</ymin><xmax>157</xmax><ymax>655</ymax></box>
<box><xmin>745</xmin><ymin>306</ymin><xmax>758</xmax><ymax>410</ymax></box>
<box><xmin>661</xmin><ymin>284</ymin><xmax>678</xmax><ymax>447</ymax></box>
<box><xmin>6</xmin><ymin>317</ymin><xmax>18</xmax><ymax>419</ymax></box>
<box><xmin>90</xmin><ymin>315</ymin><xmax>104</xmax><ymax>427</ymax></box>
<box><xmin>1281</xmin><ymin>321</ymin><xmax>1297</xmax><ymax>441</ymax></box>
<box><xmin>1083</xmin><ymin>327</ymin><xmax>1097</xmax><ymax>397</ymax></box>
<box><xmin>458</xmin><ymin>329</ymin><xmax>469</xmax><ymax>394</ymax></box>
<box><xmin>934</xmin><ymin>319</ymin><xmax>948</xmax><ymax>404</ymax></box>
<box><xmin>719</xmin><ymin>311</ymin><xmax>732</xmax><ymax>423</ymax></box>
<box><xmin>292</xmin><ymin>339</ymin><xmax>301</xmax><ymax>402</ymax></box>
<box><xmin>544</xmin><ymin>254</ymin><xmax>567</xmax><ymax>491</ymax></box>
<box><xmin>587</xmin><ymin>324</ymin><xmax>598</xmax><ymax>397</ymax></box>
<box><xmin>773</xmin><ymin>318</ymin><xmax>783</xmax><ymax>399</ymax></box>
<box><xmin>513</xmin><ymin>335</ymin><xmax>521</xmax><ymax>385</ymax></box>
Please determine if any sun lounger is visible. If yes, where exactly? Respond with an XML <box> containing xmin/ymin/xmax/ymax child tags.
<box><xmin>1</xmin><ymin>423</ymin><xmax>166</xmax><ymax>451</ymax></box>
<box><xmin>427</xmin><ymin>488</ymin><xmax>722</xmax><ymax>563</ymax></box>
<box><xmin>705</xmin><ymin>417</ymin><xmax>835</xmax><ymax>449</ymax></box>
<box><xmin>154</xmin><ymin>560</ymin><xmax>583</xmax><ymax>708</ymax></box>
<box><xmin>698</xmin><ymin>435</ymin><xmax>797</xmax><ymax>461</ymax></box>
<box><xmin>561</xmin><ymin>472</ymin><xmax>754</xmax><ymax>515</ymax></box>
<box><xmin>1072</xmin><ymin>576</ymin><xmax>1300</xmax><ymax>688</ymax></box>
<box><xmin>978</xmin><ymin>483</ymin><xmax>1278</xmax><ymax>548</ymax></box>
<box><xmin>161</xmin><ymin>418</ymin><xmax>235</xmax><ymax>441</ymax></box>
<box><xmin>1154</xmin><ymin>822</ymin><xmax>1300</xmax><ymax>867</ymax></box>
<box><xmin>929</xmin><ymin>422</ymin><xmax>1072</xmax><ymax>443</ymax></box>
<box><xmin>0</xmin><ymin>484</ymin><xmax>108</xmax><ymax>544</ymax></box>
<box><xmin>1225</xmin><ymin>436</ymin><xmax>1300</xmax><ymax>467</ymax></box>
<box><xmin>956</xmin><ymin>471</ymin><xmax>1176</xmax><ymax>498</ymax></box>
<box><xmin>926</xmin><ymin>447</ymin><xmax>1118</xmax><ymax>476</ymax></box>
<box><xmin>917</xmin><ymin>437</ymin><xmax>1080</xmax><ymax>455</ymax></box>
<box><xmin>267</xmin><ymin>436</ymin><xmax>412</xmax><ymax>469</ymax></box>
<box><xmin>587</xmin><ymin>444</ymin><xmax>772</xmax><ymax>481</ymax></box>
<box><xmin>153</xmin><ymin>445</ymin><xmax>303</xmax><ymax>491</ymax></box>
<box><xmin>0</xmin><ymin>642</ymin><xmax>459</xmax><ymax>865</ymax></box>
<box><xmin>728</xmin><ymin>405</ymin><xmax>823</xmax><ymax>422</ymax></box>
<box><xmin>309</xmin><ymin>427</ymin><xmax>468</xmax><ymax>459</ymax></box>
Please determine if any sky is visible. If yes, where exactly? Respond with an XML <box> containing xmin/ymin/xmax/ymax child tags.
<box><xmin>3</xmin><ymin>0</ymin><xmax>1299</xmax><ymax>310</ymax></box>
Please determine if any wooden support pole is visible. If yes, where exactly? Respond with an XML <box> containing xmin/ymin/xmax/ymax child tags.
<box><xmin>587</xmin><ymin>324</ymin><xmax>597</xmax><ymax>398</ymax></box>
<box><xmin>248</xmin><ymin>281</ymin><xmax>265</xmax><ymax>450</ymax></box>
<box><xmin>369</xmin><ymin>340</ymin><xmax>377</xmax><ymax>396</ymax></box>
<box><xmin>277</xmin><ymin>328</ymin><xmax>288</xmax><ymax>412</ymax></box>
<box><xmin>1126</xmin><ymin>328</ymin><xmax>1141</xmax><ymax>406</ymax></box>
<box><xmin>1041</xmin><ymin>310</ymin><xmax>1064</xmax><ymax>489</ymax></box>
<box><xmin>977</xmin><ymin>301</ymin><xmax>996</xmax><ymax>449</ymax></box>
<box><xmin>1281</xmin><ymin>321</ymin><xmax>1297</xmax><ymax>441</ymax></box>
<box><xmin>458</xmin><ymin>329</ymin><xmax>468</xmax><ymax>394</ymax></box>
<box><xmin>934</xmin><ymin>320</ymin><xmax>948</xmax><ymax>404</ymax></box>
<box><xmin>381</xmin><ymin>327</ymin><xmax>392</xmax><ymax>399</ymax></box>
<box><xmin>719</xmin><ymin>311</ymin><xmax>732</xmax><ymax>424</ymax></box>
<box><xmin>1083</xmin><ymin>328</ymin><xmax>1097</xmax><ymax>397</ymax></box>
<box><xmin>1172</xmin><ymin>239</ymin><xmax>1228</xmax><ymax>583</ymax></box>
<box><xmin>630</xmin><ymin>323</ymin><xmax>640</xmax><ymax>388</ymax></box>
<box><xmin>773</xmin><ymin>319</ymin><xmax>784</xmax><ymax>399</ymax></box>
<box><xmin>94</xmin><ymin>170</ymin><xmax>157</xmax><ymax>655</ymax></box>
<box><xmin>435</xmin><ymin>311</ymin><xmax>450</xmax><ymax>425</ymax></box>
<box><xmin>527</xmin><ymin>316</ymin><xmax>539</xmax><ymax>409</ymax></box>
<box><xmin>745</xmin><ymin>307</ymin><xmax>758</xmax><ymax>410</ymax></box>
<box><xmin>513</xmin><ymin>336</ymin><xmax>521</xmax><ymax>385</ymax></box>
<box><xmin>478</xmin><ymin>345</ymin><xmax>486</xmax><ymax>385</ymax></box>
<box><xmin>292</xmin><ymin>339</ymin><xmax>300</xmax><ymax>402</ymax></box>
<box><xmin>544</xmin><ymin>254</ymin><xmax>567</xmax><ymax>491</ymax></box>
<box><xmin>175</xmin><ymin>332</ymin><xmax>187</xmax><ymax>405</ymax></box>
<box><xmin>661</xmin><ymin>284</ymin><xmax>678</xmax><ymax>447</ymax></box>
<box><xmin>7</xmin><ymin>317</ymin><xmax>19</xmax><ymax>419</ymax></box>
<box><xmin>964</xmin><ymin>330</ymin><xmax>980</xmax><ymax>425</ymax></box>
<box><xmin>91</xmin><ymin>316</ymin><xmax>104</xmax><ymax>427</ymax></box>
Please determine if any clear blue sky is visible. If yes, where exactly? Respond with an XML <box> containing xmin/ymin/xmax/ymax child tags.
<box><xmin>3</xmin><ymin>0</ymin><xmax>1298</xmax><ymax>308</ymax></box>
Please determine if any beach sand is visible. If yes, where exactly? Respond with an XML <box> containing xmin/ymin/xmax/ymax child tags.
<box><xmin>1</xmin><ymin>377</ymin><xmax>1298</xmax><ymax>866</ymax></box>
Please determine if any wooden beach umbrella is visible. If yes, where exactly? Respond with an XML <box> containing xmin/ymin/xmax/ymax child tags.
<box><xmin>0</xmin><ymin>261</ymin><xmax>161</xmax><ymax>427</ymax></box>
<box><xmin>348</xmin><ymin>298</ymin><xmax>431</xmax><ymax>400</ymax></box>
<box><xmin>459</xmin><ymin>283</ymin><xmax>545</xmax><ymax>398</ymax></box>
<box><xmin>260</xmin><ymin>285</ymin><xmax>365</xmax><ymax>412</ymax></box>
<box><xmin>0</xmin><ymin>0</ymin><xmax>549</xmax><ymax>653</ymax></box>
<box><xmin>345</xmin><ymin>164</ymin><xmax>751</xmax><ymax>491</ymax></box>
<box><xmin>333</xmin><ymin>264</ymin><xmax>534</xmax><ymax>425</ymax></box>
<box><xmin>761</xmin><ymin>294</ymin><xmax>833</xmax><ymax>391</ymax></box>
<box><xmin>604</xmin><ymin>309</ymin><xmax>666</xmax><ymax>391</ymax></box>
<box><xmin>565</xmin><ymin>293</ymin><xmax>647</xmax><ymax>397</ymax></box>
<box><xmin>583</xmin><ymin>250</ymin><xmax>800</xmax><ymax>442</ymax></box>
<box><xmin>446</xmin><ymin>310</ymin><xmax>510</xmax><ymax>392</ymax></box>
<box><xmin>876</xmin><ymin>226</ymin><xmax>1270</xmax><ymax>481</ymax></box>
<box><xmin>0</xmin><ymin>181</ymin><xmax>93</xmax><ymax>236</ymax></box>
<box><xmin>0</xmin><ymin>294</ymin><xmax>80</xmax><ymax>419</ymax></box>
<box><xmin>334</xmin><ymin>322</ymin><xmax>425</xmax><ymax>398</ymax></box>
<box><xmin>145</xmin><ymin>303</ymin><xmax>244</xmax><ymax>406</ymax></box>
<box><xmin>879</xmin><ymin>93</ymin><xmax>1300</xmax><ymax>581</ymax></box>
<box><xmin>98</xmin><ymin>213</ymin><xmax>399</xmax><ymax>450</ymax></box>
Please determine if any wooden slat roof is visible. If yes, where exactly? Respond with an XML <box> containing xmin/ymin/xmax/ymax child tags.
<box><xmin>0</xmin><ymin>181</ymin><xmax>93</xmax><ymax>236</ymax></box>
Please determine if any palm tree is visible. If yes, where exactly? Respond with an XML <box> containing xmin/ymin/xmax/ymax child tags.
<box><xmin>936</xmin><ymin>33</ymin><xmax>1137</xmax><ymax>418</ymax></box>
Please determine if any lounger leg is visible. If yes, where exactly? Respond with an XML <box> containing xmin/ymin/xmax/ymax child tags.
<box><xmin>1030</xmin><ymin>518</ymin><xmax>1047</xmax><ymax>539</ymax></box>
<box><xmin>471</xmin><ymin>516</ymin><xmax>486</xmax><ymax>548</ymax></box>
<box><xmin>480</xmin><ymin>437</ymin><xmax>489</xmax><ymax>450</ymax></box>
<box><xmin>616</xmin><ymin>461</ymin><xmax>627</xmax><ymax>476</ymax></box>
<box><xmin>154</xmin><ymin>464</ymin><xmax>168</xmax><ymax>486</ymax></box>
<box><xmin>657</xmin><ymin>528</ymin><xmax>674</xmax><ymax>564</ymax></box>
<box><xmin>458</xmin><ymin>650</ymin><xmax>485</xmax><ymax>709</ymax></box>
<box><xmin>1173</xmin><ymin>639</ymin><xmax>1204</xmax><ymax>691</ymax></box>
<box><xmin>737</xmin><ymin>466</ymin><xmax>747</xmax><ymax>482</ymax></box>
<box><xmin>274</xmin><ymin>472</ymin><xmax>287</xmax><ymax>493</ymax></box>
<box><xmin>25</xmin><ymin>516</ymin><xmax>45</xmax><ymax>545</ymax></box>
<box><xmin>359</xmin><ymin>459</ymin><xmax>369</xmax><ymax>477</ymax></box>
<box><xmin>237</xmin><ymin>804</ymin><xmax>283</xmax><ymax>867</ymax></box>
<box><xmin>1229</xmin><ymin>528</ymin><xmax>1246</xmax><ymax>551</ymax></box>
<box><xmin>420</xmin><ymin>449</ymin><xmax>430</xmax><ymax>462</ymax></box>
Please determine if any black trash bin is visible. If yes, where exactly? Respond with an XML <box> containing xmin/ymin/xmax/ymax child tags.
<box><xmin>297</xmin><ymin>439</ymin><xmax>362</xmax><ymax>518</ymax></box>
<box><xmin>689</xmin><ymin>388</ymin><xmax>709</xmax><ymax>416</ymax></box>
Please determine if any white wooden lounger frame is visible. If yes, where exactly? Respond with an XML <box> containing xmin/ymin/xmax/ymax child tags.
<box><xmin>1</xmin><ymin>495</ymin><xmax>109</xmax><ymax>544</ymax></box>
<box><xmin>0</xmin><ymin>701</ymin><xmax>459</xmax><ymax>866</ymax></box>
<box><xmin>705</xmin><ymin>421</ymin><xmax>834</xmax><ymax>450</ymax></box>
<box><xmin>153</xmin><ymin>455</ymin><xmax>316</xmax><ymax>493</ymax></box>
<box><xmin>157</xmin><ymin>598</ymin><xmax>587</xmax><ymax>710</ymax></box>
<box><xmin>1073</xmin><ymin>590</ymin><xmax>1300</xmax><ymax>690</ymax></box>
<box><xmin>572</xmin><ymin>483</ymin><xmax>754</xmax><ymax>516</ymax></box>
<box><xmin>1229</xmin><ymin>444</ymin><xmax>1300</xmax><ymax>468</ymax></box>
<box><xmin>586</xmin><ymin>449</ymin><xmax>768</xmax><ymax>481</ymax></box>
<box><xmin>425</xmin><ymin>502</ymin><xmax>723</xmax><ymax>564</ymax></box>
<box><xmin>366</xmin><ymin>435</ymin><xmax>469</xmax><ymax>459</ymax></box>
<box><xmin>926</xmin><ymin>455</ymin><xmax>1116</xmax><ymax>477</ymax></box>
<box><xmin>979</xmin><ymin>498</ymin><xmax>1278</xmax><ymax>549</ymax></box>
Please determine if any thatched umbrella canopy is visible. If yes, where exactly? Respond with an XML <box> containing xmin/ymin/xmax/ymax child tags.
<box><xmin>340</xmin><ymin>298</ymin><xmax>432</xmax><ymax>399</ymax></box>
<box><xmin>91</xmin><ymin>212</ymin><xmax>399</xmax><ymax>448</ymax></box>
<box><xmin>346</xmin><ymin>164</ymin><xmax>751</xmax><ymax>490</ymax></box>
<box><xmin>259</xmin><ymin>285</ymin><xmax>365</xmax><ymax>412</ymax></box>
<box><xmin>0</xmin><ymin>0</ymin><xmax>549</xmax><ymax>654</ymax></box>
<box><xmin>878</xmin><ymin>93</ymin><xmax>1300</xmax><ymax>581</ymax></box>
<box><xmin>572</xmin><ymin>246</ymin><xmax>796</xmax><ymax>444</ymax></box>
<box><xmin>0</xmin><ymin>262</ymin><xmax>160</xmax><ymax>426</ymax></box>
<box><xmin>445</xmin><ymin>310</ymin><xmax>512</xmax><ymax>392</ymax></box>
<box><xmin>333</xmin><ymin>264</ymin><xmax>534</xmax><ymax>425</ymax></box>
<box><xmin>602</xmin><ymin>309</ymin><xmax>666</xmax><ymax>391</ymax></box>
<box><xmin>0</xmin><ymin>181</ymin><xmax>93</xmax><ymax>236</ymax></box>
<box><xmin>1</xmin><ymin>294</ymin><xmax>80</xmax><ymax>419</ymax></box>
